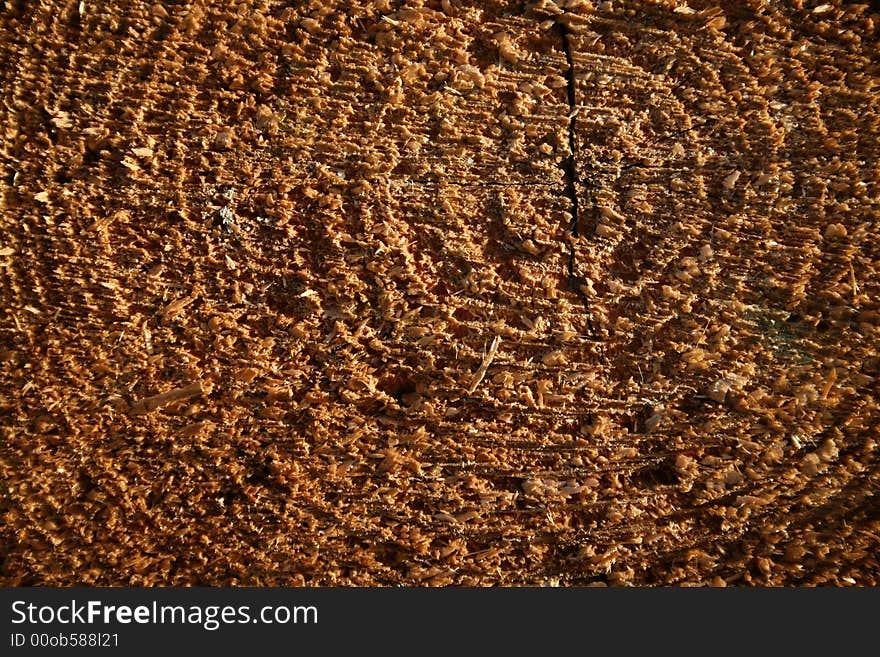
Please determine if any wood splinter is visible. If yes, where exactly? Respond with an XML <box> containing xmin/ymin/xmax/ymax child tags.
<box><xmin>850</xmin><ymin>263</ymin><xmax>859</xmax><ymax>303</ymax></box>
<box><xmin>467</xmin><ymin>336</ymin><xmax>501</xmax><ymax>394</ymax></box>
<box><xmin>130</xmin><ymin>381</ymin><xmax>205</xmax><ymax>414</ymax></box>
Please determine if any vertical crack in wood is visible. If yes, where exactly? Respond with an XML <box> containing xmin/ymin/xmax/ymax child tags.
<box><xmin>558</xmin><ymin>22</ymin><xmax>594</xmax><ymax>334</ymax></box>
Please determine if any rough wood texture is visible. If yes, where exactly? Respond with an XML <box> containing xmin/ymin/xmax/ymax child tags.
<box><xmin>1</xmin><ymin>0</ymin><xmax>878</xmax><ymax>586</ymax></box>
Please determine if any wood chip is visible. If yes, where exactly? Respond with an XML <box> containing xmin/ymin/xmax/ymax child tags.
<box><xmin>129</xmin><ymin>382</ymin><xmax>206</xmax><ymax>414</ymax></box>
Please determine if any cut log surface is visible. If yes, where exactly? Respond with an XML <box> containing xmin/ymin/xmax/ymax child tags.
<box><xmin>1</xmin><ymin>0</ymin><xmax>878</xmax><ymax>586</ymax></box>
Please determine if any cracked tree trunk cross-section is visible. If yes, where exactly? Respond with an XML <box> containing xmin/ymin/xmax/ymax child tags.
<box><xmin>1</xmin><ymin>1</ymin><xmax>878</xmax><ymax>586</ymax></box>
